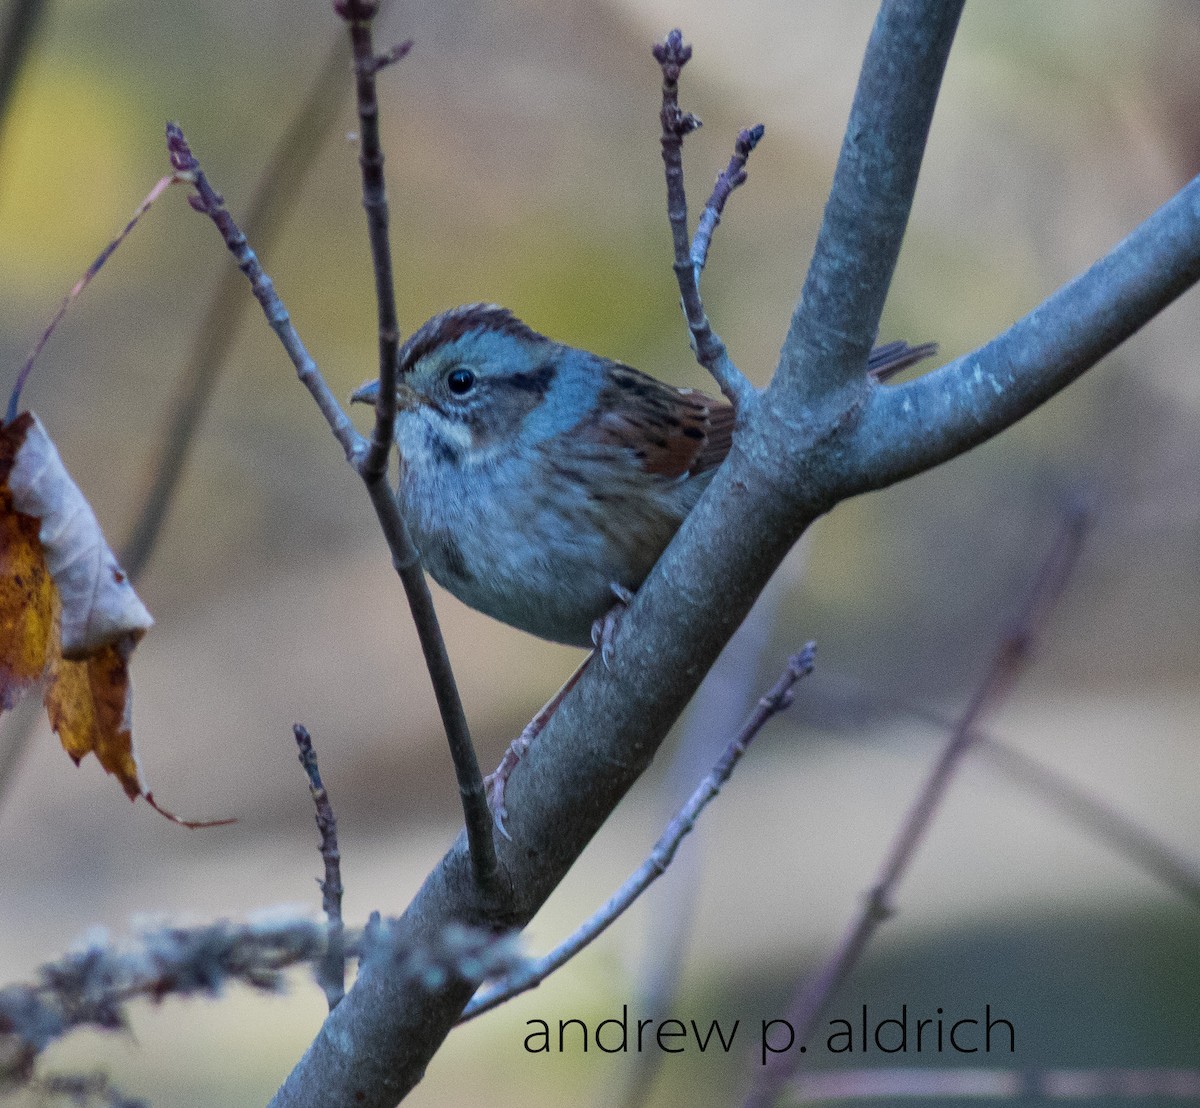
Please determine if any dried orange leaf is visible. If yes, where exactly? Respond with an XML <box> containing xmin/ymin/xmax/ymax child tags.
<box><xmin>44</xmin><ymin>634</ymin><xmax>142</xmax><ymax>800</ymax></box>
<box><xmin>0</xmin><ymin>413</ymin><xmax>226</xmax><ymax>825</ymax></box>
<box><xmin>0</xmin><ymin>416</ymin><xmax>55</xmax><ymax>707</ymax></box>
<box><xmin>7</xmin><ymin>413</ymin><xmax>151</xmax><ymax>658</ymax></box>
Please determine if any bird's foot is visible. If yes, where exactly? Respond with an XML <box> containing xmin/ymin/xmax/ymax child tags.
<box><xmin>485</xmin><ymin>721</ymin><xmax>537</xmax><ymax>842</ymax></box>
<box><xmin>484</xmin><ymin>655</ymin><xmax>592</xmax><ymax>840</ymax></box>
<box><xmin>590</xmin><ymin>582</ymin><xmax>634</xmax><ymax>670</ymax></box>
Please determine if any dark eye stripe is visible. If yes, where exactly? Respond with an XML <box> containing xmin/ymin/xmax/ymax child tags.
<box><xmin>503</xmin><ymin>363</ymin><xmax>556</xmax><ymax>394</ymax></box>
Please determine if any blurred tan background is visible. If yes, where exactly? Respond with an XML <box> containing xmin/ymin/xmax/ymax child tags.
<box><xmin>1</xmin><ymin>1</ymin><xmax>1198</xmax><ymax>1105</ymax></box>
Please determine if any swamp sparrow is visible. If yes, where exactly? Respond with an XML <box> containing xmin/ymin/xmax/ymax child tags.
<box><xmin>351</xmin><ymin>302</ymin><xmax>738</xmax><ymax>650</ymax></box>
<box><xmin>352</xmin><ymin>303</ymin><xmax>932</xmax><ymax>649</ymax></box>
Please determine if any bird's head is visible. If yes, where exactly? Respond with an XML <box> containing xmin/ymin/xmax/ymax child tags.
<box><xmin>351</xmin><ymin>304</ymin><xmax>582</xmax><ymax>463</ymax></box>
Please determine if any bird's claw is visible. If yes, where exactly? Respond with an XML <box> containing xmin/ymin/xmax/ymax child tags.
<box><xmin>590</xmin><ymin>582</ymin><xmax>634</xmax><ymax>671</ymax></box>
<box><xmin>484</xmin><ymin>769</ymin><xmax>512</xmax><ymax>842</ymax></box>
<box><xmin>485</xmin><ymin>722</ymin><xmax>536</xmax><ymax>842</ymax></box>
<box><xmin>483</xmin><ymin>656</ymin><xmax>593</xmax><ymax>841</ymax></box>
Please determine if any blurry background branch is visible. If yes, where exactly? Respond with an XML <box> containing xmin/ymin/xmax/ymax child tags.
<box><xmin>119</xmin><ymin>32</ymin><xmax>350</xmax><ymax>583</ymax></box>
<box><xmin>745</xmin><ymin>503</ymin><xmax>1089</xmax><ymax>1107</ymax></box>
<box><xmin>0</xmin><ymin>0</ymin><xmax>46</xmax><ymax>186</ymax></box>
<box><xmin>790</xmin><ymin>1067</ymin><xmax>1200</xmax><ymax>1101</ymax></box>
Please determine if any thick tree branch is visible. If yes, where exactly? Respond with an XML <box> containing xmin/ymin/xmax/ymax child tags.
<box><xmin>778</xmin><ymin>0</ymin><xmax>964</xmax><ymax>402</ymax></box>
<box><xmin>853</xmin><ymin>172</ymin><xmax>1200</xmax><ymax>489</ymax></box>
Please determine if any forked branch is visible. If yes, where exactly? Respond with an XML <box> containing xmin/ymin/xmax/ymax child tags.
<box><xmin>653</xmin><ymin>29</ymin><xmax>757</xmax><ymax>409</ymax></box>
<box><xmin>165</xmin><ymin>122</ymin><xmax>498</xmax><ymax>897</ymax></box>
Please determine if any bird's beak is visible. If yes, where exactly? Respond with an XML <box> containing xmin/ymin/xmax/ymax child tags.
<box><xmin>350</xmin><ymin>378</ymin><xmax>381</xmax><ymax>406</ymax></box>
<box><xmin>350</xmin><ymin>378</ymin><xmax>418</xmax><ymax>409</ymax></box>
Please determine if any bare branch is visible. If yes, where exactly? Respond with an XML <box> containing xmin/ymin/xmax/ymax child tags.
<box><xmin>0</xmin><ymin>915</ymin><xmax>521</xmax><ymax>1093</ymax></box>
<box><xmin>1</xmin><ymin>917</ymin><xmax>331</xmax><ymax>1086</ymax></box>
<box><xmin>294</xmin><ymin>725</ymin><xmax>346</xmax><ymax>1010</ymax></box>
<box><xmin>7</xmin><ymin>174</ymin><xmax>178</xmax><ymax>423</ymax></box>
<box><xmin>459</xmin><ymin>644</ymin><xmax>814</xmax><ymax>1022</ymax></box>
<box><xmin>777</xmin><ymin>0</ymin><xmax>964</xmax><ymax>402</ymax></box>
<box><xmin>691</xmin><ymin>124</ymin><xmax>765</xmax><ymax>279</ymax></box>
<box><xmin>334</xmin><ymin>4</ymin><xmax>498</xmax><ymax>895</ymax></box>
<box><xmin>164</xmin><ymin>122</ymin><xmax>498</xmax><ymax>897</ymax></box>
<box><xmin>854</xmin><ymin>172</ymin><xmax>1200</xmax><ymax>490</ymax></box>
<box><xmin>791</xmin><ymin>1067</ymin><xmax>1200</xmax><ymax>1101</ymax></box>
<box><xmin>164</xmin><ymin>125</ymin><xmax>363</xmax><ymax>463</ymax></box>
<box><xmin>653</xmin><ymin>30</ymin><xmax>756</xmax><ymax>410</ymax></box>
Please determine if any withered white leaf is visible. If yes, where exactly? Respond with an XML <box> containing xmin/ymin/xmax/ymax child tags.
<box><xmin>7</xmin><ymin>414</ymin><xmax>152</xmax><ymax>659</ymax></box>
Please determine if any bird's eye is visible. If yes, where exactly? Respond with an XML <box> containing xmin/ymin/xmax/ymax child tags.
<box><xmin>446</xmin><ymin>367</ymin><xmax>476</xmax><ymax>396</ymax></box>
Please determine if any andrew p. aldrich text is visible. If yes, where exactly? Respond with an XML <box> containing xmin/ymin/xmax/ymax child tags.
<box><xmin>525</xmin><ymin>1003</ymin><xmax>1015</xmax><ymax>1062</ymax></box>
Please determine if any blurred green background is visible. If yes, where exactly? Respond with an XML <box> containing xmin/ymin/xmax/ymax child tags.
<box><xmin>0</xmin><ymin>1</ymin><xmax>1198</xmax><ymax>1105</ymax></box>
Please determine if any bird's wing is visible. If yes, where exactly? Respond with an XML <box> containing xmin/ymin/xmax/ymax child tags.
<box><xmin>582</xmin><ymin>364</ymin><xmax>735</xmax><ymax>481</ymax></box>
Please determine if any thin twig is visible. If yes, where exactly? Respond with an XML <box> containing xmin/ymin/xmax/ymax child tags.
<box><xmin>294</xmin><ymin>725</ymin><xmax>345</xmax><ymax>1010</ymax></box>
<box><xmin>691</xmin><ymin>124</ymin><xmax>765</xmax><ymax>281</ymax></box>
<box><xmin>652</xmin><ymin>29</ymin><xmax>756</xmax><ymax>410</ymax></box>
<box><xmin>164</xmin><ymin>123</ymin><xmax>499</xmax><ymax>897</ymax></box>
<box><xmin>334</xmin><ymin>3</ymin><xmax>498</xmax><ymax>896</ymax></box>
<box><xmin>459</xmin><ymin>644</ymin><xmax>815</xmax><ymax>1022</ymax></box>
<box><xmin>743</xmin><ymin>505</ymin><xmax>1090</xmax><ymax>1108</ymax></box>
<box><xmin>341</xmin><ymin>2</ymin><xmax>402</xmax><ymax>484</ymax></box>
<box><xmin>616</xmin><ymin>578</ymin><xmax>787</xmax><ymax>1108</ymax></box>
<box><xmin>7</xmin><ymin>173</ymin><xmax>178</xmax><ymax>423</ymax></box>
<box><xmin>165</xmin><ymin>127</ymin><xmax>361</xmax><ymax>460</ymax></box>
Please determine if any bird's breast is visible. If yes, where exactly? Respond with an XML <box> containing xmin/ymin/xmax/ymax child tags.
<box><xmin>396</xmin><ymin>444</ymin><xmax>686</xmax><ymax>646</ymax></box>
